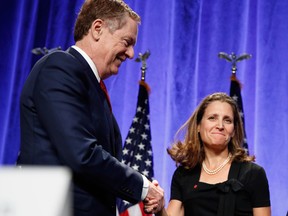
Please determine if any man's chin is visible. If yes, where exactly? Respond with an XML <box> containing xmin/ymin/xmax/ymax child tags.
<box><xmin>108</xmin><ymin>65</ymin><xmax>121</xmax><ymax>76</ymax></box>
<box><xmin>110</xmin><ymin>69</ymin><xmax>119</xmax><ymax>76</ymax></box>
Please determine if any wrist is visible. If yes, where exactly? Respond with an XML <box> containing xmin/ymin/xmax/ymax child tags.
<box><xmin>141</xmin><ymin>175</ymin><xmax>149</xmax><ymax>200</ymax></box>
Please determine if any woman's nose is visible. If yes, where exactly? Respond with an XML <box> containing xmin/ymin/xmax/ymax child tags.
<box><xmin>217</xmin><ymin>120</ymin><xmax>224</xmax><ymax>129</ymax></box>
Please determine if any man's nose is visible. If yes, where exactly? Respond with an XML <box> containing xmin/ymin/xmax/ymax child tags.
<box><xmin>126</xmin><ymin>46</ymin><xmax>134</xmax><ymax>59</ymax></box>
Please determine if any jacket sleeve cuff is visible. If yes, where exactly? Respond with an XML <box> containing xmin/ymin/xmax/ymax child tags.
<box><xmin>141</xmin><ymin>175</ymin><xmax>149</xmax><ymax>200</ymax></box>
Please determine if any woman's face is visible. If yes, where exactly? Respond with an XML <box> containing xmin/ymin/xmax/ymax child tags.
<box><xmin>198</xmin><ymin>101</ymin><xmax>235</xmax><ymax>151</ymax></box>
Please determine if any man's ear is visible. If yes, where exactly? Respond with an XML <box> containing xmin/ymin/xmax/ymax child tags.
<box><xmin>91</xmin><ymin>19</ymin><xmax>104</xmax><ymax>41</ymax></box>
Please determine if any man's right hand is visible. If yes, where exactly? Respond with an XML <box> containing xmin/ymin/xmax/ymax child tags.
<box><xmin>143</xmin><ymin>180</ymin><xmax>165</xmax><ymax>214</ymax></box>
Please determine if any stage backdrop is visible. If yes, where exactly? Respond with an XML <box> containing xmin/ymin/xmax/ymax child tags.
<box><xmin>1</xmin><ymin>0</ymin><xmax>287</xmax><ymax>215</ymax></box>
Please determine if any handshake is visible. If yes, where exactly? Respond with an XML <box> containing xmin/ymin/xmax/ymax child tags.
<box><xmin>143</xmin><ymin>180</ymin><xmax>165</xmax><ymax>215</ymax></box>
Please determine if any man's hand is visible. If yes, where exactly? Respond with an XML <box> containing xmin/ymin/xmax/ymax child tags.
<box><xmin>143</xmin><ymin>180</ymin><xmax>165</xmax><ymax>214</ymax></box>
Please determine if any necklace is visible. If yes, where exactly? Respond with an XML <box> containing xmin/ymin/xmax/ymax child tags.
<box><xmin>202</xmin><ymin>154</ymin><xmax>232</xmax><ymax>175</ymax></box>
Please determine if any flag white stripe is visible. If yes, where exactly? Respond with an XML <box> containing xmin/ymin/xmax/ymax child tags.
<box><xmin>127</xmin><ymin>203</ymin><xmax>142</xmax><ymax>215</ymax></box>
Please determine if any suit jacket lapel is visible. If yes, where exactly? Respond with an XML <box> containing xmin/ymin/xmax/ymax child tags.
<box><xmin>67</xmin><ymin>47</ymin><xmax>121</xmax><ymax>157</ymax></box>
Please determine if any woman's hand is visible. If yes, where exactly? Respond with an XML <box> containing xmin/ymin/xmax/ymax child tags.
<box><xmin>143</xmin><ymin>180</ymin><xmax>165</xmax><ymax>214</ymax></box>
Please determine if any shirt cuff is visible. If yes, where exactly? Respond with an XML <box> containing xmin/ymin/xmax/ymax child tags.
<box><xmin>141</xmin><ymin>175</ymin><xmax>149</xmax><ymax>200</ymax></box>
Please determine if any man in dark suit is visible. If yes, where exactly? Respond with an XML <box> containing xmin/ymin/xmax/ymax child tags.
<box><xmin>17</xmin><ymin>0</ymin><xmax>164</xmax><ymax>215</ymax></box>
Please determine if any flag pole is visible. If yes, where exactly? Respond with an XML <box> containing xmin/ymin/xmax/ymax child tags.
<box><xmin>218</xmin><ymin>51</ymin><xmax>251</xmax><ymax>153</ymax></box>
<box><xmin>135</xmin><ymin>50</ymin><xmax>151</xmax><ymax>81</ymax></box>
<box><xmin>135</xmin><ymin>50</ymin><xmax>151</xmax><ymax>93</ymax></box>
<box><xmin>117</xmin><ymin>50</ymin><xmax>154</xmax><ymax>216</ymax></box>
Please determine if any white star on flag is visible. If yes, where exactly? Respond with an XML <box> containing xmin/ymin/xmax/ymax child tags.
<box><xmin>135</xmin><ymin>153</ymin><xmax>142</xmax><ymax>161</ymax></box>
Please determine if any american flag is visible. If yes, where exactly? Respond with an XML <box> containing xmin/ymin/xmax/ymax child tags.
<box><xmin>229</xmin><ymin>74</ymin><xmax>249</xmax><ymax>153</ymax></box>
<box><xmin>117</xmin><ymin>81</ymin><xmax>154</xmax><ymax>216</ymax></box>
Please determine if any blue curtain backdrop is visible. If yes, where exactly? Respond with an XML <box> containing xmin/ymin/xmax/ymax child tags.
<box><xmin>1</xmin><ymin>0</ymin><xmax>287</xmax><ymax>215</ymax></box>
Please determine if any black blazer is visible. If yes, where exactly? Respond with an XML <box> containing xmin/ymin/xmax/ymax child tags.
<box><xmin>18</xmin><ymin>47</ymin><xmax>143</xmax><ymax>216</ymax></box>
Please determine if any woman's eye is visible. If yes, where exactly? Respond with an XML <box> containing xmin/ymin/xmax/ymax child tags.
<box><xmin>224</xmin><ymin>119</ymin><xmax>232</xmax><ymax>124</ymax></box>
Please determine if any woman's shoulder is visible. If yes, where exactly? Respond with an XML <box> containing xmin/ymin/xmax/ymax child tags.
<box><xmin>173</xmin><ymin>165</ymin><xmax>201</xmax><ymax>179</ymax></box>
<box><xmin>238</xmin><ymin>161</ymin><xmax>265</xmax><ymax>173</ymax></box>
<box><xmin>236</xmin><ymin>161</ymin><xmax>268</xmax><ymax>183</ymax></box>
<box><xmin>175</xmin><ymin>164</ymin><xmax>201</xmax><ymax>173</ymax></box>
<box><xmin>172</xmin><ymin>165</ymin><xmax>201</xmax><ymax>186</ymax></box>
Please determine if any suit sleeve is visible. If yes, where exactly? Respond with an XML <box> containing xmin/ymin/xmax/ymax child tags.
<box><xmin>33</xmin><ymin>52</ymin><xmax>143</xmax><ymax>203</ymax></box>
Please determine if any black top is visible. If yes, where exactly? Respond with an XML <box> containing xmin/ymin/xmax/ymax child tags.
<box><xmin>170</xmin><ymin>161</ymin><xmax>270</xmax><ymax>216</ymax></box>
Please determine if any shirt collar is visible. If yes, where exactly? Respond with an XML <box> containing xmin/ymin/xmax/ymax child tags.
<box><xmin>72</xmin><ymin>45</ymin><xmax>100</xmax><ymax>82</ymax></box>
